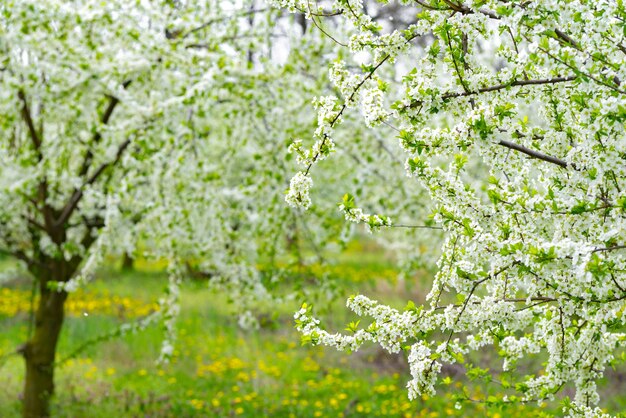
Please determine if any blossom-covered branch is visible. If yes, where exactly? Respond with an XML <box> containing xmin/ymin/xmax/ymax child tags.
<box><xmin>275</xmin><ymin>0</ymin><xmax>626</xmax><ymax>416</ymax></box>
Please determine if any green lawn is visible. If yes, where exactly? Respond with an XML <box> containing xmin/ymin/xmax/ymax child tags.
<box><xmin>0</xmin><ymin>256</ymin><xmax>621</xmax><ymax>417</ymax></box>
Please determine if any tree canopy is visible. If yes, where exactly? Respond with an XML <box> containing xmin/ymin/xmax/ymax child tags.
<box><xmin>274</xmin><ymin>1</ymin><xmax>626</xmax><ymax>416</ymax></box>
<box><xmin>0</xmin><ymin>1</ymin><xmax>434</xmax><ymax>416</ymax></box>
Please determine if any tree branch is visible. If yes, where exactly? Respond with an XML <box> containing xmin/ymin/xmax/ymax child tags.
<box><xmin>181</xmin><ymin>8</ymin><xmax>271</xmax><ymax>39</ymax></box>
<box><xmin>497</xmin><ymin>139</ymin><xmax>569</xmax><ymax>169</ymax></box>
<box><xmin>592</xmin><ymin>244</ymin><xmax>626</xmax><ymax>253</ymax></box>
<box><xmin>55</xmin><ymin>138</ymin><xmax>131</xmax><ymax>228</ymax></box>
<box><xmin>439</xmin><ymin>0</ymin><xmax>501</xmax><ymax>20</ymax></box>
<box><xmin>23</xmin><ymin>215</ymin><xmax>47</xmax><ymax>232</ymax></box>
<box><xmin>409</xmin><ymin>76</ymin><xmax>577</xmax><ymax>109</ymax></box>
<box><xmin>17</xmin><ymin>90</ymin><xmax>42</xmax><ymax>159</ymax></box>
<box><xmin>304</xmin><ymin>33</ymin><xmax>420</xmax><ymax>175</ymax></box>
<box><xmin>79</xmin><ymin>80</ymin><xmax>131</xmax><ymax>177</ymax></box>
<box><xmin>390</xmin><ymin>224</ymin><xmax>443</xmax><ymax>230</ymax></box>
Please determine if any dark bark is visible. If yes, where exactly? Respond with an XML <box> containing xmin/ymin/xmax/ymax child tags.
<box><xmin>121</xmin><ymin>253</ymin><xmax>134</xmax><ymax>272</ymax></box>
<box><xmin>21</xmin><ymin>260</ymin><xmax>77</xmax><ymax>418</ymax></box>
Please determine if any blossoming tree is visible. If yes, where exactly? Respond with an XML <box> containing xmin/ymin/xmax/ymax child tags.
<box><xmin>275</xmin><ymin>0</ymin><xmax>626</xmax><ymax>416</ymax></box>
<box><xmin>1</xmin><ymin>1</ymin><xmax>436</xmax><ymax>415</ymax></box>
<box><xmin>0</xmin><ymin>1</ymin><xmax>325</xmax><ymax>416</ymax></box>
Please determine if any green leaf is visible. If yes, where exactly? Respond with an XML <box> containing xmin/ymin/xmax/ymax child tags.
<box><xmin>341</xmin><ymin>193</ymin><xmax>356</xmax><ymax>210</ymax></box>
<box><xmin>345</xmin><ymin>320</ymin><xmax>360</xmax><ymax>333</ymax></box>
<box><xmin>570</xmin><ymin>201</ymin><xmax>588</xmax><ymax>214</ymax></box>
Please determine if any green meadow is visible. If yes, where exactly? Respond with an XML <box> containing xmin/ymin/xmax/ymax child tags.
<box><xmin>1</xmin><ymin>249</ymin><xmax>623</xmax><ymax>417</ymax></box>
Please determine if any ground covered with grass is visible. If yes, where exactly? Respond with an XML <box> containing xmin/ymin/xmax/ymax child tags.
<box><xmin>0</xmin><ymin>253</ymin><xmax>623</xmax><ymax>417</ymax></box>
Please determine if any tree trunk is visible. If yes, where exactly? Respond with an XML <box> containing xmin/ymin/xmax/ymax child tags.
<box><xmin>21</xmin><ymin>278</ymin><xmax>68</xmax><ymax>418</ymax></box>
<box><xmin>121</xmin><ymin>253</ymin><xmax>134</xmax><ymax>272</ymax></box>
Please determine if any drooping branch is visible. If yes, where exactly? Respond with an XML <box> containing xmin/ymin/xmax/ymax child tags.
<box><xmin>304</xmin><ymin>33</ymin><xmax>419</xmax><ymax>176</ymax></box>
<box><xmin>304</xmin><ymin>54</ymin><xmax>393</xmax><ymax>174</ymax></box>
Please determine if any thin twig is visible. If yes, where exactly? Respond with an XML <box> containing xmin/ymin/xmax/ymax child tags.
<box><xmin>390</xmin><ymin>224</ymin><xmax>443</xmax><ymax>230</ymax></box>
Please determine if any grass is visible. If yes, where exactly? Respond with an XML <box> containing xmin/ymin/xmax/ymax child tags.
<box><xmin>0</xmin><ymin>250</ymin><xmax>623</xmax><ymax>417</ymax></box>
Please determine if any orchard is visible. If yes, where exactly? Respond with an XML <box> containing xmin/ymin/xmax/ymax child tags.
<box><xmin>1</xmin><ymin>1</ymin><xmax>626</xmax><ymax>417</ymax></box>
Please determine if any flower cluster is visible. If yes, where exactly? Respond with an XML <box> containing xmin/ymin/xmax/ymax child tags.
<box><xmin>338</xmin><ymin>193</ymin><xmax>391</xmax><ymax>232</ymax></box>
<box><xmin>285</xmin><ymin>171</ymin><xmax>314</xmax><ymax>209</ymax></box>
